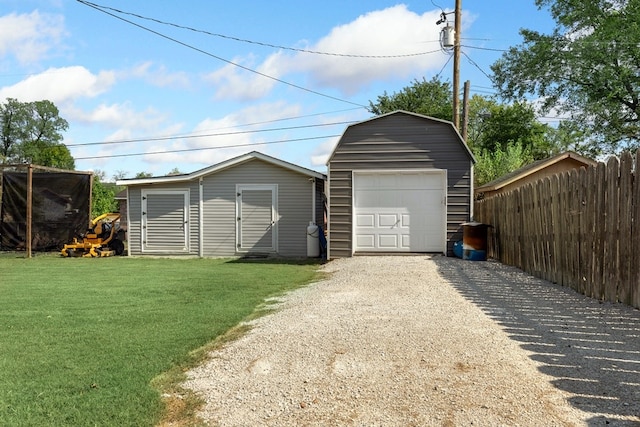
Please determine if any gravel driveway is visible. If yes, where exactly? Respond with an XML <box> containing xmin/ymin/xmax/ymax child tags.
<box><xmin>184</xmin><ymin>256</ymin><xmax>640</xmax><ymax>426</ymax></box>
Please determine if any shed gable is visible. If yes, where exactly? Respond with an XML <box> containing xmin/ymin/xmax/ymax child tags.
<box><xmin>327</xmin><ymin>111</ymin><xmax>474</xmax><ymax>258</ymax></box>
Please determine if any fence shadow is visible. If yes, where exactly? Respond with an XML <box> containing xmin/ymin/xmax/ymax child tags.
<box><xmin>434</xmin><ymin>256</ymin><xmax>640</xmax><ymax>426</ymax></box>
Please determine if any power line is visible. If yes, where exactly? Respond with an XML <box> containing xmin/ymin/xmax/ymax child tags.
<box><xmin>461</xmin><ymin>44</ymin><xmax>508</xmax><ymax>53</ymax></box>
<box><xmin>67</xmin><ymin>120</ymin><xmax>357</xmax><ymax>147</ymax></box>
<box><xmin>73</xmin><ymin>134</ymin><xmax>340</xmax><ymax>160</ymax></box>
<box><xmin>461</xmin><ymin>50</ymin><xmax>493</xmax><ymax>82</ymax></box>
<box><xmin>76</xmin><ymin>0</ymin><xmax>367</xmax><ymax>108</ymax></box>
<box><xmin>78</xmin><ymin>1</ymin><xmax>443</xmax><ymax>59</ymax></box>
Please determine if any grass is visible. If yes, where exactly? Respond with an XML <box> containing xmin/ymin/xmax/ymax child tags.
<box><xmin>0</xmin><ymin>253</ymin><xmax>322</xmax><ymax>426</ymax></box>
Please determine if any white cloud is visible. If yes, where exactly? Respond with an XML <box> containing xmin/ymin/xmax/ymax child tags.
<box><xmin>310</xmin><ymin>136</ymin><xmax>340</xmax><ymax>166</ymax></box>
<box><xmin>291</xmin><ymin>5</ymin><xmax>447</xmax><ymax>94</ymax></box>
<box><xmin>204</xmin><ymin>52</ymin><xmax>284</xmax><ymax>101</ymax></box>
<box><xmin>0</xmin><ymin>11</ymin><xmax>67</xmax><ymax>65</ymax></box>
<box><xmin>67</xmin><ymin>101</ymin><xmax>168</xmax><ymax>131</ymax></box>
<box><xmin>144</xmin><ymin>101</ymin><xmax>303</xmax><ymax>166</ymax></box>
<box><xmin>0</xmin><ymin>66</ymin><xmax>115</xmax><ymax>103</ymax></box>
<box><xmin>126</xmin><ymin>62</ymin><xmax>191</xmax><ymax>89</ymax></box>
<box><xmin>203</xmin><ymin>5</ymin><xmax>447</xmax><ymax>100</ymax></box>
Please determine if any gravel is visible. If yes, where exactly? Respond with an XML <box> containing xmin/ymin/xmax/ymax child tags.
<box><xmin>184</xmin><ymin>255</ymin><xmax>640</xmax><ymax>426</ymax></box>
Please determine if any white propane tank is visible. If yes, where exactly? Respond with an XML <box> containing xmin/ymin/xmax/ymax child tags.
<box><xmin>306</xmin><ymin>222</ymin><xmax>320</xmax><ymax>257</ymax></box>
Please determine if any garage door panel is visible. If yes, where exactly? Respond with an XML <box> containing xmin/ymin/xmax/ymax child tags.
<box><xmin>356</xmin><ymin>214</ymin><xmax>375</xmax><ymax>227</ymax></box>
<box><xmin>356</xmin><ymin>234</ymin><xmax>375</xmax><ymax>248</ymax></box>
<box><xmin>353</xmin><ymin>171</ymin><xmax>445</xmax><ymax>253</ymax></box>
<box><xmin>379</xmin><ymin>214</ymin><xmax>399</xmax><ymax>227</ymax></box>
<box><xmin>378</xmin><ymin>234</ymin><xmax>398</xmax><ymax>248</ymax></box>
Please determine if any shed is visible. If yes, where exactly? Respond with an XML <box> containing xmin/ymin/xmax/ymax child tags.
<box><xmin>116</xmin><ymin>151</ymin><xmax>325</xmax><ymax>257</ymax></box>
<box><xmin>327</xmin><ymin>110</ymin><xmax>475</xmax><ymax>258</ymax></box>
<box><xmin>475</xmin><ymin>151</ymin><xmax>596</xmax><ymax>199</ymax></box>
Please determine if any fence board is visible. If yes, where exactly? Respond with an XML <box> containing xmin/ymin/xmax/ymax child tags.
<box><xmin>474</xmin><ymin>150</ymin><xmax>640</xmax><ymax>309</ymax></box>
<box><xmin>634</xmin><ymin>151</ymin><xmax>640</xmax><ymax>308</ymax></box>
<box><xmin>550</xmin><ymin>173</ymin><xmax>561</xmax><ymax>285</ymax></box>
<box><xmin>619</xmin><ymin>152</ymin><xmax>633</xmax><ymax>305</ymax></box>
<box><xmin>594</xmin><ymin>162</ymin><xmax>607</xmax><ymax>301</ymax></box>
<box><xmin>604</xmin><ymin>157</ymin><xmax>620</xmax><ymax>302</ymax></box>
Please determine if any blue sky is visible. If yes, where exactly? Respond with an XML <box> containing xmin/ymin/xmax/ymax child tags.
<box><xmin>0</xmin><ymin>0</ymin><xmax>556</xmax><ymax>180</ymax></box>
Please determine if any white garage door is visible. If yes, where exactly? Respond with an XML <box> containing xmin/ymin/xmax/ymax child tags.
<box><xmin>353</xmin><ymin>171</ymin><xmax>446</xmax><ymax>252</ymax></box>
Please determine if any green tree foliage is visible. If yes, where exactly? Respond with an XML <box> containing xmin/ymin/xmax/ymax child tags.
<box><xmin>368</xmin><ymin>77</ymin><xmax>453</xmax><ymax>120</ymax></box>
<box><xmin>0</xmin><ymin>98</ymin><xmax>74</xmax><ymax>169</ymax></box>
<box><xmin>471</xmin><ymin>99</ymin><xmax>552</xmax><ymax>160</ymax></box>
<box><xmin>491</xmin><ymin>0</ymin><xmax>640</xmax><ymax>154</ymax></box>
<box><xmin>91</xmin><ymin>170</ymin><xmax>117</xmax><ymax>218</ymax></box>
<box><xmin>474</xmin><ymin>141</ymin><xmax>534</xmax><ymax>187</ymax></box>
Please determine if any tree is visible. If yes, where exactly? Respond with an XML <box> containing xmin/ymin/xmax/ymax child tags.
<box><xmin>474</xmin><ymin>141</ymin><xmax>534</xmax><ymax>187</ymax></box>
<box><xmin>471</xmin><ymin>99</ymin><xmax>552</xmax><ymax>160</ymax></box>
<box><xmin>135</xmin><ymin>171</ymin><xmax>153</xmax><ymax>178</ymax></box>
<box><xmin>491</xmin><ymin>0</ymin><xmax>640</xmax><ymax>154</ymax></box>
<box><xmin>91</xmin><ymin>170</ymin><xmax>117</xmax><ymax>218</ymax></box>
<box><xmin>0</xmin><ymin>98</ymin><xmax>73</xmax><ymax>169</ymax></box>
<box><xmin>368</xmin><ymin>77</ymin><xmax>453</xmax><ymax>120</ymax></box>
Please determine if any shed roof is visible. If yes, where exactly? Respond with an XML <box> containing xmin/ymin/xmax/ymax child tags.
<box><xmin>327</xmin><ymin>110</ymin><xmax>475</xmax><ymax>164</ymax></box>
<box><xmin>475</xmin><ymin>151</ymin><xmax>597</xmax><ymax>193</ymax></box>
<box><xmin>116</xmin><ymin>151</ymin><xmax>325</xmax><ymax>186</ymax></box>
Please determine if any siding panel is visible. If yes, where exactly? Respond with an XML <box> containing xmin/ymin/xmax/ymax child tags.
<box><xmin>201</xmin><ymin>159</ymin><xmax>321</xmax><ymax>257</ymax></box>
<box><xmin>327</xmin><ymin>112</ymin><xmax>474</xmax><ymax>258</ymax></box>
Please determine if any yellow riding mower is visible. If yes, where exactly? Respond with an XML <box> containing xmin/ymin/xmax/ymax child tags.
<box><xmin>61</xmin><ymin>213</ymin><xmax>125</xmax><ymax>257</ymax></box>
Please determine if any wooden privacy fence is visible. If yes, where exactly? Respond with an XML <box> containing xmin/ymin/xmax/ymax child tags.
<box><xmin>474</xmin><ymin>150</ymin><xmax>640</xmax><ymax>309</ymax></box>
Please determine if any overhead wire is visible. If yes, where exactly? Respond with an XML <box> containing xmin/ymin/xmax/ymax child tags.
<box><xmin>72</xmin><ymin>0</ymin><xmax>525</xmax><ymax>162</ymax></box>
<box><xmin>78</xmin><ymin>1</ymin><xmax>444</xmax><ymax>59</ymax></box>
<box><xmin>73</xmin><ymin>134</ymin><xmax>341</xmax><ymax>160</ymax></box>
<box><xmin>76</xmin><ymin>0</ymin><xmax>367</xmax><ymax>109</ymax></box>
<box><xmin>66</xmin><ymin>120</ymin><xmax>357</xmax><ymax>147</ymax></box>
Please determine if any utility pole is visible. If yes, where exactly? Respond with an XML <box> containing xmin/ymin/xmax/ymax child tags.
<box><xmin>452</xmin><ymin>0</ymin><xmax>461</xmax><ymax>130</ymax></box>
<box><xmin>462</xmin><ymin>80</ymin><xmax>470</xmax><ymax>141</ymax></box>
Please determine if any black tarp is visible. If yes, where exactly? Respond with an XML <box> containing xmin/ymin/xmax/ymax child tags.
<box><xmin>1</xmin><ymin>172</ymin><xmax>91</xmax><ymax>251</ymax></box>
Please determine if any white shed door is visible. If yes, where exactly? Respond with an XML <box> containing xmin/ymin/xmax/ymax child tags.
<box><xmin>236</xmin><ymin>184</ymin><xmax>277</xmax><ymax>253</ymax></box>
<box><xmin>353</xmin><ymin>171</ymin><xmax>446</xmax><ymax>252</ymax></box>
<box><xmin>141</xmin><ymin>190</ymin><xmax>189</xmax><ymax>252</ymax></box>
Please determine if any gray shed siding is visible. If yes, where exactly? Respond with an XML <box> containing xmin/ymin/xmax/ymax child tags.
<box><xmin>328</xmin><ymin>112</ymin><xmax>473</xmax><ymax>258</ymax></box>
<box><xmin>125</xmin><ymin>158</ymin><xmax>322</xmax><ymax>257</ymax></box>
<box><xmin>200</xmin><ymin>159</ymin><xmax>318</xmax><ymax>257</ymax></box>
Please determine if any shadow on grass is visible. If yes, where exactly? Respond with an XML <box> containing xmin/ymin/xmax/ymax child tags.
<box><xmin>434</xmin><ymin>256</ymin><xmax>640</xmax><ymax>427</ymax></box>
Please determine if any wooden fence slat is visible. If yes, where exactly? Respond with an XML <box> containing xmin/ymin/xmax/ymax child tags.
<box><xmin>571</xmin><ymin>168</ymin><xmax>582</xmax><ymax>292</ymax></box>
<box><xmin>619</xmin><ymin>152</ymin><xmax>633</xmax><ymax>305</ymax></box>
<box><xmin>541</xmin><ymin>177</ymin><xmax>552</xmax><ymax>282</ymax></box>
<box><xmin>473</xmin><ymin>149</ymin><xmax>640</xmax><ymax>309</ymax></box>
<box><xmin>634</xmin><ymin>151</ymin><xmax>640</xmax><ymax>309</ymax></box>
<box><xmin>550</xmin><ymin>173</ymin><xmax>561</xmax><ymax>284</ymax></box>
<box><xmin>605</xmin><ymin>156</ymin><xmax>620</xmax><ymax>303</ymax></box>
<box><xmin>560</xmin><ymin>172</ymin><xmax>570</xmax><ymax>287</ymax></box>
<box><xmin>595</xmin><ymin>161</ymin><xmax>604</xmax><ymax>298</ymax></box>
<box><xmin>584</xmin><ymin>164</ymin><xmax>596</xmax><ymax>298</ymax></box>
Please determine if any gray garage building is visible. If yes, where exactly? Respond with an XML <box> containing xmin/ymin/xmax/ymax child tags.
<box><xmin>117</xmin><ymin>151</ymin><xmax>325</xmax><ymax>257</ymax></box>
<box><xmin>327</xmin><ymin>110</ymin><xmax>475</xmax><ymax>259</ymax></box>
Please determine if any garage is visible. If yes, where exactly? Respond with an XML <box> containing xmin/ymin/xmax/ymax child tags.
<box><xmin>327</xmin><ymin>111</ymin><xmax>475</xmax><ymax>259</ymax></box>
<box><xmin>353</xmin><ymin>171</ymin><xmax>446</xmax><ymax>252</ymax></box>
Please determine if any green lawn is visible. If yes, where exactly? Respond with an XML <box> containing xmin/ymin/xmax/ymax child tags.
<box><xmin>0</xmin><ymin>253</ymin><xmax>321</xmax><ymax>426</ymax></box>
